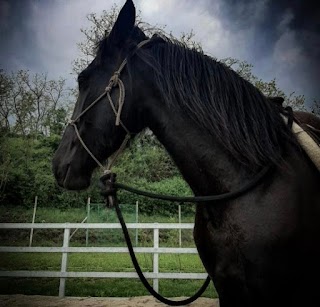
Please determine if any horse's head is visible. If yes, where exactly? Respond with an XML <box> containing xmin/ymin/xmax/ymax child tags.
<box><xmin>53</xmin><ymin>0</ymin><xmax>147</xmax><ymax>190</ymax></box>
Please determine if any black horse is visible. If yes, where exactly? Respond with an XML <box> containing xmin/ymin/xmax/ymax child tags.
<box><xmin>53</xmin><ymin>1</ymin><xmax>320</xmax><ymax>306</ymax></box>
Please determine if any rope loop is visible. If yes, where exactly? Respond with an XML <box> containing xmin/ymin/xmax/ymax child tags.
<box><xmin>99</xmin><ymin>173</ymin><xmax>211</xmax><ymax>305</ymax></box>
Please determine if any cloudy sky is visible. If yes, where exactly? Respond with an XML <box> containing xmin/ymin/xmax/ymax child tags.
<box><xmin>0</xmin><ymin>0</ymin><xmax>319</xmax><ymax>105</ymax></box>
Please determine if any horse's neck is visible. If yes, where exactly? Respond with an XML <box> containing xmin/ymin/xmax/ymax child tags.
<box><xmin>146</xmin><ymin>102</ymin><xmax>247</xmax><ymax>196</ymax></box>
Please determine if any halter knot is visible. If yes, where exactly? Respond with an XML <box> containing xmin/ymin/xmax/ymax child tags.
<box><xmin>99</xmin><ymin>172</ymin><xmax>118</xmax><ymax>208</ymax></box>
<box><xmin>110</xmin><ymin>71</ymin><xmax>120</xmax><ymax>84</ymax></box>
<box><xmin>106</xmin><ymin>71</ymin><xmax>121</xmax><ymax>92</ymax></box>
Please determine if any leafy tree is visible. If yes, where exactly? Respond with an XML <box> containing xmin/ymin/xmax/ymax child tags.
<box><xmin>0</xmin><ymin>70</ymin><xmax>72</xmax><ymax>206</ymax></box>
<box><xmin>0</xmin><ymin>70</ymin><xmax>70</xmax><ymax>137</ymax></box>
<box><xmin>0</xmin><ymin>69</ymin><xmax>13</xmax><ymax>133</ymax></box>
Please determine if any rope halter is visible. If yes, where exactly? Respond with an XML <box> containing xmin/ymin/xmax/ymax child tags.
<box><xmin>68</xmin><ymin>39</ymin><xmax>151</xmax><ymax>174</ymax></box>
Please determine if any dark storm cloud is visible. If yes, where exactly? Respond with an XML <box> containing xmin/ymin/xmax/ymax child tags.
<box><xmin>218</xmin><ymin>0</ymin><xmax>319</xmax><ymax>55</ymax></box>
<box><xmin>0</xmin><ymin>0</ymin><xmax>71</xmax><ymax>75</ymax></box>
<box><xmin>214</xmin><ymin>0</ymin><xmax>320</xmax><ymax>102</ymax></box>
<box><xmin>0</xmin><ymin>0</ymin><xmax>37</xmax><ymax>71</ymax></box>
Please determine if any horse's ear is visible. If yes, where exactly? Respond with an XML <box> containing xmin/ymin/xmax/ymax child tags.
<box><xmin>109</xmin><ymin>0</ymin><xmax>135</xmax><ymax>47</ymax></box>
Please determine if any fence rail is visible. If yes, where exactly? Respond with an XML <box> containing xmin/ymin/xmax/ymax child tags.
<box><xmin>0</xmin><ymin>223</ymin><xmax>207</xmax><ymax>297</ymax></box>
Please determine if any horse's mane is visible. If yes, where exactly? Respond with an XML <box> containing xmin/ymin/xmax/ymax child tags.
<box><xmin>97</xmin><ymin>27</ymin><xmax>297</xmax><ymax>169</ymax></box>
<box><xmin>133</xmin><ymin>32</ymin><xmax>297</xmax><ymax>169</ymax></box>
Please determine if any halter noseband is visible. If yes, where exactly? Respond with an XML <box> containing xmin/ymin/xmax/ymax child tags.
<box><xmin>68</xmin><ymin>39</ymin><xmax>151</xmax><ymax>173</ymax></box>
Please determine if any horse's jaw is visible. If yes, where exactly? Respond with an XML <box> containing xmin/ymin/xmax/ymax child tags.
<box><xmin>62</xmin><ymin>166</ymin><xmax>91</xmax><ymax>190</ymax></box>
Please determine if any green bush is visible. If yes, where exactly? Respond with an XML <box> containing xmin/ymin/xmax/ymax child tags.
<box><xmin>0</xmin><ymin>133</ymin><xmax>195</xmax><ymax>215</ymax></box>
<box><xmin>117</xmin><ymin>176</ymin><xmax>194</xmax><ymax>216</ymax></box>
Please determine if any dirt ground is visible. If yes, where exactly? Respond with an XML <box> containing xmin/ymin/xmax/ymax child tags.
<box><xmin>0</xmin><ymin>295</ymin><xmax>219</xmax><ymax>307</ymax></box>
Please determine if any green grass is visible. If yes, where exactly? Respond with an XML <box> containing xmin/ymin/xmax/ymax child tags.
<box><xmin>0</xmin><ymin>253</ymin><xmax>217</xmax><ymax>298</ymax></box>
<box><xmin>0</xmin><ymin>253</ymin><xmax>206</xmax><ymax>273</ymax></box>
<box><xmin>0</xmin><ymin>204</ymin><xmax>195</xmax><ymax>224</ymax></box>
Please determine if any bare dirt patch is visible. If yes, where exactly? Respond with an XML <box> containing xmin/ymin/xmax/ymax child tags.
<box><xmin>0</xmin><ymin>295</ymin><xmax>219</xmax><ymax>307</ymax></box>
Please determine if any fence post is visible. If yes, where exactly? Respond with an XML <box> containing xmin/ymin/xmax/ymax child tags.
<box><xmin>178</xmin><ymin>204</ymin><xmax>182</xmax><ymax>247</ymax></box>
<box><xmin>59</xmin><ymin>226</ymin><xmax>70</xmax><ymax>297</ymax></box>
<box><xmin>29</xmin><ymin>196</ymin><xmax>38</xmax><ymax>247</ymax></box>
<box><xmin>86</xmin><ymin>197</ymin><xmax>91</xmax><ymax>247</ymax></box>
<box><xmin>153</xmin><ymin>224</ymin><xmax>159</xmax><ymax>292</ymax></box>
<box><xmin>135</xmin><ymin>201</ymin><xmax>139</xmax><ymax>246</ymax></box>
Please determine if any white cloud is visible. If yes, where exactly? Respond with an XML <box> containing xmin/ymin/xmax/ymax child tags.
<box><xmin>27</xmin><ymin>0</ymin><xmax>124</xmax><ymax>79</ymax></box>
<box><xmin>136</xmin><ymin>0</ymin><xmax>238</xmax><ymax>59</ymax></box>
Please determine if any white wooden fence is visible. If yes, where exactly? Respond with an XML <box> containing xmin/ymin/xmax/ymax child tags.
<box><xmin>0</xmin><ymin>223</ymin><xmax>207</xmax><ymax>297</ymax></box>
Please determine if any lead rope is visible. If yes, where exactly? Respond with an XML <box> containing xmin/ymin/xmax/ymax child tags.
<box><xmin>104</xmin><ymin>173</ymin><xmax>211</xmax><ymax>306</ymax></box>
